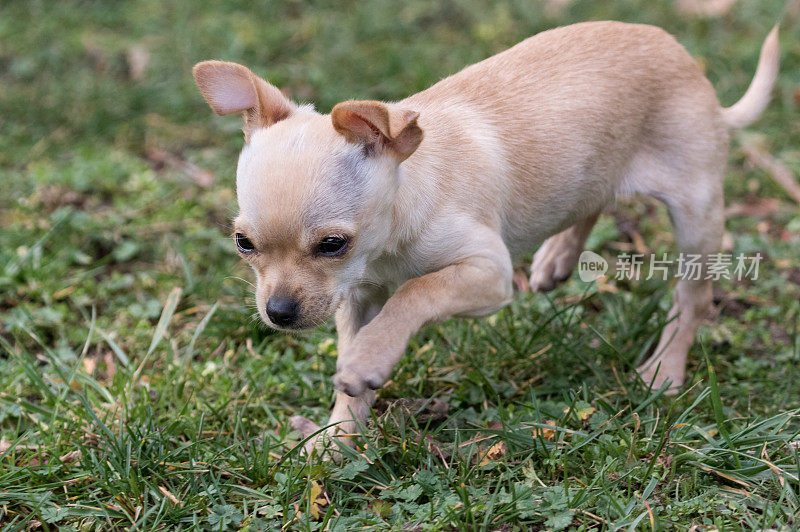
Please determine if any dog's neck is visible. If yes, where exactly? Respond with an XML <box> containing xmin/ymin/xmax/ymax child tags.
<box><xmin>384</xmin><ymin>150</ymin><xmax>439</xmax><ymax>251</ymax></box>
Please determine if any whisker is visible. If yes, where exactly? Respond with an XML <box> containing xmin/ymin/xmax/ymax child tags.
<box><xmin>225</xmin><ymin>276</ymin><xmax>256</xmax><ymax>289</ymax></box>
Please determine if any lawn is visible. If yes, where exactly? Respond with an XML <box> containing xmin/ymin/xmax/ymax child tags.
<box><xmin>1</xmin><ymin>0</ymin><xmax>799</xmax><ymax>529</ymax></box>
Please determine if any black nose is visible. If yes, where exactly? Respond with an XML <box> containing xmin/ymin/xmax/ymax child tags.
<box><xmin>266</xmin><ymin>296</ymin><xmax>300</xmax><ymax>327</ymax></box>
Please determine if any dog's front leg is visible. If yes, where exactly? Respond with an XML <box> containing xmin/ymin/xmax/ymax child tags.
<box><xmin>334</xmin><ymin>245</ymin><xmax>513</xmax><ymax>398</ymax></box>
<box><xmin>292</xmin><ymin>289</ymin><xmax>387</xmax><ymax>453</ymax></box>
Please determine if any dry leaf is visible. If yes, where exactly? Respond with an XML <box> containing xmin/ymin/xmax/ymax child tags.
<box><xmin>676</xmin><ymin>0</ymin><xmax>737</xmax><ymax>17</ymax></box>
<box><xmin>59</xmin><ymin>450</ymin><xmax>81</xmax><ymax>464</ymax></box>
<box><xmin>542</xmin><ymin>0</ymin><xmax>573</xmax><ymax>17</ymax></box>
<box><xmin>631</xmin><ymin>230</ymin><xmax>648</xmax><ymax>255</ymax></box>
<box><xmin>103</xmin><ymin>351</ymin><xmax>117</xmax><ymax>381</ymax></box>
<box><xmin>789</xmin><ymin>0</ymin><xmax>800</xmax><ymax>18</ymax></box>
<box><xmin>740</xmin><ymin>142</ymin><xmax>800</xmax><ymax>205</ymax></box>
<box><xmin>423</xmin><ymin>434</ymin><xmax>450</xmax><ymax>463</ymax></box>
<box><xmin>532</xmin><ymin>420</ymin><xmax>558</xmax><ymax>441</ymax></box>
<box><xmin>127</xmin><ymin>44</ymin><xmax>150</xmax><ymax>81</ymax></box>
<box><xmin>479</xmin><ymin>440</ymin><xmax>508</xmax><ymax>466</ymax></box>
<box><xmin>721</xmin><ymin>231</ymin><xmax>734</xmax><ymax>251</ymax></box>
<box><xmin>513</xmin><ymin>267</ymin><xmax>531</xmax><ymax>292</ymax></box>
<box><xmin>82</xmin><ymin>356</ymin><xmax>97</xmax><ymax>375</ymax></box>
<box><xmin>565</xmin><ymin>405</ymin><xmax>595</xmax><ymax>421</ymax></box>
<box><xmin>308</xmin><ymin>481</ymin><xmax>328</xmax><ymax>519</ymax></box>
<box><xmin>159</xmin><ymin>486</ymin><xmax>181</xmax><ymax>506</ymax></box>
<box><xmin>0</xmin><ymin>439</ymin><xmax>39</xmax><ymax>453</ymax></box>
<box><xmin>146</xmin><ymin>148</ymin><xmax>214</xmax><ymax>188</ymax></box>
<box><xmin>81</xmin><ymin>33</ymin><xmax>108</xmax><ymax>72</ymax></box>
<box><xmin>596</xmin><ymin>276</ymin><xmax>618</xmax><ymax>294</ymax></box>
<box><xmin>530</xmin><ymin>344</ymin><xmax>551</xmax><ymax>359</ymax></box>
<box><xmin>385</xmin><ymin>397</ymin><xmax>450</xmax><ymax>423</ymax></box>
<box><xmin>725</xmin><ymin>198</ymin><xmax>781</xmax><ymax>219</ymax></box>
<box><xmin>696</xmin><ymin>463</ymin><xmax>751</xmax><ymax>488</ymax></box>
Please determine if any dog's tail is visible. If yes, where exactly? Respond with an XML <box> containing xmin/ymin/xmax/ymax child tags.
<box><xmin>722</xmin><ymin>25</ymin><xmax>780</xmax><ymax>129</ymax></box>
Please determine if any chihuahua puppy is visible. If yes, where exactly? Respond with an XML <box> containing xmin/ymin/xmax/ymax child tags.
<box><xmin>194</xmin><ymin>21</ymin><xmax>779</xmax><ymax>450</ymax></box>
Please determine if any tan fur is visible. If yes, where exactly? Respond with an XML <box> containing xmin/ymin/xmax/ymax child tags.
<box><xmin>194</xmin><ymin>21</ymin><xmax>779</xmax><ymax>455</ymax></box>
<box><xmin>193</xmin><ymin>61</ymin><xmax>296</xmax><ymax>141</ymax></box>
<box><xmin>332</xmin><ymin>100</ymin><xmax>424</xmax><ymax>161</ymax></box>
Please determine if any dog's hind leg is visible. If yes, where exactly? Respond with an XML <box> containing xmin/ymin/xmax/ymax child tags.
<box><xmin>636</xmin><ymin>167</ymin><xmax>724</xmax><ymax>393</ymax></box>
<box><xmin>530</xmin><ymin>213</ymin><xmax>600</xmax><ymax>292</ymax></box>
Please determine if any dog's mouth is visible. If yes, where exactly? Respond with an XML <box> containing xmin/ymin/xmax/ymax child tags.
<box><xmin>263</xmin><ymin>316</ymin><xmax>331</xmax><ymax>332</ymax></box>
<box><xmin>259</xmin><ymin>294</ymin><xmax>341</xmax><ymax>332</ymax></box>
<box><xmin>266</xmin><ymin>321</ymin><xmax>306</xmax><ymax>332</ymax></box>
<box><xmin>260</xmin><ymin>312</ymin><xmax>318</xmax><ymax>332</ymax></box>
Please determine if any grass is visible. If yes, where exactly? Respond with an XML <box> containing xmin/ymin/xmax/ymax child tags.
<box><xmin>1</xmin><ymin>0</ymin><xmax>800</xmax><ymax>529</ymax></box>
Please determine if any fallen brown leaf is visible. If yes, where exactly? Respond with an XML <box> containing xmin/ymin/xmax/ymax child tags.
<box><xmin>146</xmin><ymin>148</ymin><xmax>214</xmax><ymax>188</ymax></box>
<box><xmin>103</xmin><ymin>351</ymin><xmax>117</xmax><ymax>381</ymax></box>
<box><xmin>565</xmin><ymin>405</ymin><xmax>595</xmax><ymax>421</ymax></box>
<box><xmin>788</xmin><ymin>0</ymin><xmax>800</xmax><ymax>20</ymax></box>
<box><xmin>81</xmin><ymin>33</ymin><xmax>108</xmax><ymax>72</ymax></box>
<box><xmin>308</xmin><ymin>481</ymin><xmax>328</xmax><ymax>519</ymax></box>
<box><xmin>380</xmin><ymin>397</ymin><xmax>450</xmax><ymax>423</ymax></box>
<box><xmin>127</xmin><ymin>44</ymin><xmax>150</xmax><ymax>81</ymax></box>
<box><xmin>513</xmin><ymin>267</ymin><xmax>531</xmax><ymax>292</ymax></box>
<box><xmin>631</xmin><ymin>230</ymin><xmax>649</xmax><ymax>255</ymax></box>
<box><xmin>159</xmin><ymin>486</ymin><xmax>181</xmax><ymax>506</ymax></box>
<box><xmin>458</xmin><ymin>421</ymin><xmax>503</xmax><ymax>450</ymax></box>
<box><xmin>740</xmin><ymin>142</ymin><xmax>800</xmax><ymax>204</ymax></box>
<box><xmin>532</xmin><ymin>420</ymin><xmax>558</xmax><ymax>441</ymax></box>
<box><xmin>676</xmin><ymin>0</ymin><xmax>737</xmax><ymax>17</ymax></box>
<box><xmin>0</xmin><ymin>438</ymin><xmax>39</xmax><ymax>453</ymax></box>
<box><xmin>479</xmin><ymin>440</ymin><xmax>508</xmax><ymax>466</ymax></box>
<box><xmin>541</xmin><ymin>0</ymin><xmax>573</xmax><ymax>17</ymax></box>
<box><xmin>59</xmin><ymin>450</ymin><xmax>81</xmax><ymax>464</ymax></box>
<box><xmin>724</xmin><ymin>198</ymin><xmax>781</xmax><ymax>219</ymax></box>
<box><xmin>82</xmin><ymin>356</ymin><xmax>98</xmax><ymax>375</ymax></box>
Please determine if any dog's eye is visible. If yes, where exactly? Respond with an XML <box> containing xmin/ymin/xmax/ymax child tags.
<box><xmin>316</xmin><ymin>236</ymin><xmax>348</xmax><ymax>257</ymax></box>
<box><xmin>235</xmin><ymin>233</ymin><xmax>255</xmax><ymax>253</ymax></box>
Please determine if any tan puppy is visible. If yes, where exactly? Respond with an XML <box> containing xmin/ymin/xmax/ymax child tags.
<box><xmin>193</xmin><ymin>21</ymin><xmax>779</xmax><ymax>450</ymax></box>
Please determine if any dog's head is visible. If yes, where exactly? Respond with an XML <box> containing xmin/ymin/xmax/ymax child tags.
<box><xmin>193</xmin><ymin>61</ymin><xmax>423</xmax><ymax>330</ymax></box>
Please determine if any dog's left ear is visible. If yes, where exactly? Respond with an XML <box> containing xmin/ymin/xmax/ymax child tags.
<box><xmin>331</xmin><ymin>100</ymin><xmax>423</xmax><ymax>161</ymax></box>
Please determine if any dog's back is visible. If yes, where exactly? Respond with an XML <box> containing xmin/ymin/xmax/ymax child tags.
<box><xmin>402</xmin><ymin>22</ymin><xmax>730</xmax><ymax>254</ymax></box>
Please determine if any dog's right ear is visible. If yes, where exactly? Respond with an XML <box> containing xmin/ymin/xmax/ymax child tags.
<box><xmin>192</xmin><ymin>61</ymin><xmax>295</xmax><ymax>140</ymax></box>
<box><xmin>331</xmin><ymin>100</ymin><xmax>423</xmax><ymax>161</ymax></box>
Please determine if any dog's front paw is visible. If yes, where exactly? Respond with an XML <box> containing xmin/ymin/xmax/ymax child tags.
<box><xmin>290</xmin><ymin>415</ymin><xmax>321</xmax><ymax>439</ymax></box>
<box><xmin>636</xmin><ymin>359</ymin><xmax>684</xmax><ymax>396</ymax></box>
<box><xmin>334</xmin><ymin>365</ymin><xmax>385</xmax><ymax>397</ymax></box>
<box><xmin>289</xmin><ymin>416</ymin><xmax>347</xmax><ymax>461</ymax></box>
